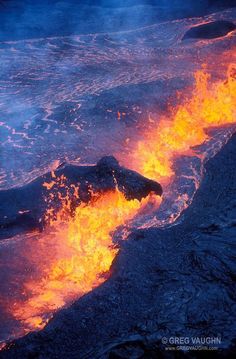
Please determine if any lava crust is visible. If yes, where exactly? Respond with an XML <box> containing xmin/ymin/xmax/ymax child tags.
<box><xmin>183</xmin><ymin>20</ymin><xmax>236</xmax><ymax>40</ymax></box>
<box><xmin>1</xmin><ymin>120</ymin><xmax>236</xmax><ymax>359</ymax></box>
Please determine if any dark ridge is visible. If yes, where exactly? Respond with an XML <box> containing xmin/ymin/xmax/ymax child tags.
<box><xmin>0</xmin><ymin>156</ymin><xmax>162</xmax><ymax>240</ymax></box>
<box><xmin>183</xmin><ymin>20</ymin><xmax>236</xmax><ymax>40</ymax></box>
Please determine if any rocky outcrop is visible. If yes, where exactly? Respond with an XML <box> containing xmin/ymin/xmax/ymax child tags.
<box><xmin>0</xmin><ymin>156</ymin><xmax>162</xmax><ymax>239</ymax></box>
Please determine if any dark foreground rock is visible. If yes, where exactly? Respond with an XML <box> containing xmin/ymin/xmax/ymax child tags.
<box><xmin>1</xmin><ymin>133</ymin><xmax>236</xmax><ymax>359</ymax></box>
<box><xmin>0</xmin><ymin>156</ymin><xmax>162</xmax><ymax>239</ymax></box>
<box><xmin>183</xmin><ymin>20</ymin><xmax>236</xmax><ymax>40</ymax></box>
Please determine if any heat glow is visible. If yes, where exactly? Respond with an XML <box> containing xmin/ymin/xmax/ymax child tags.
<box><xmin>12</xmin><ymin>189</ymin><xmax>154</xmax><ymax>331</ymax></box>
<box><xmin>3</xmin><ymin>63</ymin><xmax>236</xmax><ymax>341</ymax></box>
<box><xmin>127</xmin><ymin>64</ymin><xmax>236</xmax><ymax>182</ymax></box>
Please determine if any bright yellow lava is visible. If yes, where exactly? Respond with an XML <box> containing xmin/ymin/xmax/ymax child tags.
<box><xmin>128</xmin><ymin>64</ymin><xmax>236</xmax><ymax>182</ymax></box>
<box><xmin>8</xmin><ymin>62</ymin><xmax>236</xmax><ymax>334</ymax></box>
<box><xmin>13</xmin><ymin>189</ymin><xmax>157</xmax><ymax>330</ymax></box>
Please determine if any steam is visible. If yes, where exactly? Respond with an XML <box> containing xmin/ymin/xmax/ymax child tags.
<box><xmin>0</xmin><ymin>2</ymin><xmax>235</xmax><ymax>190</ymax></box>
<box><xmin>0</xmin><ymin>1</ymin><xmax>235</xmax><ymax>41</ymax></box>
<box><xmin>0</xmin><ymin>1</ymin><xmax>235</xmax><ymax>345</ymax></box>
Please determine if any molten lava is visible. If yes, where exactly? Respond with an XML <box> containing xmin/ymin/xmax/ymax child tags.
<box><xmin>126</xmin><ymin>64</ymin><xmax>236</xmax><ymax>182</ymax></box>
<box><xmin>11</xmin><ymin>188</ymin><xmax>156</xmax><ymax>331</ymax></box>
<box><xmin>1</xmin><ymin>62</ymin><xmax>236</xmax><ymax>344</ymax></box>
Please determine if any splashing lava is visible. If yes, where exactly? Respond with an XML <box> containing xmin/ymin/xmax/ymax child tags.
<box><xmin>127</xmin><ymin>65</ymin><xmax>236</xmax><ymax>181</ymax></box>
<box><xmin>0</xmin><ymin>59</ymin><xmax>235</xmax><ymax>347</ymax></box>
<box><xmin>0</xmin><ymin>8</ymin><xmax>235</xmax><ymax>348</ymax></box>
<box><xmin>12</xmin><ymin>190</ymin><xmax>153</xmax><ymax>332</ymax></box>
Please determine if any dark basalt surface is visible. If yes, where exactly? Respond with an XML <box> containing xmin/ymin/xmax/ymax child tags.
<box><xmin>0</xmin><ymin>156</ymin><xmax>162</xmax><ymax>240</ymax></box>
<box><xmin>1</xmin><ymin>134</ymin><xmax>236</xmax><ymax>358</ymax></box>
<box><xmin>183</xmin><ymin>20</ymin><xmax>236</xmax><ymax>40</ymax></box>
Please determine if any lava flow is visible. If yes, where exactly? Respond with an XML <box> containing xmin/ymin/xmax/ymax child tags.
<box><xmin>0</xmin><ymin>61</ymin><xmax>236</xmax><ymax>346</ymax></box>
<box><xmin>8</xmin><ymin>187</ymin><xmax>156</xmax><ymax>335</ymax></box>
<box><xmin>126</xmin><ymin>63</ymin><xmax>236</xmax><ymax>183</ymax></box>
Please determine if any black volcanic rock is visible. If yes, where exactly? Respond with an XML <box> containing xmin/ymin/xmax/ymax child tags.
<box><xmin>183</xmin><ymin>20</ymin><xmax>236</xmax><ymax>40</ymax></box>
<box><xmin>96</xmin><ymin>156</ymin><xmax>162</xmax><ymax>201</ymax></box>
<box><xmin>1</xmin><ymin>134</ymin><xmax>236</xmax><ymax>359</ymax></box>
<box><xmin>0</xmin><ymin>156</ymin><xmax>162</xmax><ymax>239</ymax></box>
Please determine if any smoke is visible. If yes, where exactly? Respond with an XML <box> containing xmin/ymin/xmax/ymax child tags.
<box><xmin>0</xmin><ymin>1</ymin><xmax>235</xmax><ymax>41</ymax></box>
<box><xmin>0</xmin><ymin>0</ymin><xmax>235</xmax><ymax>189</ymax></box>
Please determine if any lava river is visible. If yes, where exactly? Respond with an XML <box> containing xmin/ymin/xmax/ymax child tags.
<box><xmin>0</xmin><ymin>7</ymin><xmax>235</xmax><ymax>348</ymax></box>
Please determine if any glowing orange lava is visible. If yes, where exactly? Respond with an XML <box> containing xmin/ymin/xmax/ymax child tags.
<box><xmin>3</xmin><ymin>62</ymin><xmax>236</xmax><ymax>341</ymax></box>
<box><xmin>12</xmin><ymin>189</ymin><xmax>158</xmax><ymax>331</ymax></box>
<box><xmin>126</xmin><ymin>64</ymin><xmax>236</xmax><ymax>182</ymax></box>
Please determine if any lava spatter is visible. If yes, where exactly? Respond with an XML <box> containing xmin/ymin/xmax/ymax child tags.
<box><xmin>4</xmin><ymin>62</ymin><xmax>235</xmax><ymax>340</ymax></box>
<box><xmin>125</xmin><ymin>63</ymin><xmax>236</xmax><ymax>183</ymax></box>
<box><xmin>8</xmin><ymin>188</ymin><xmax>157</xmax><ymax>334</ymax></box>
